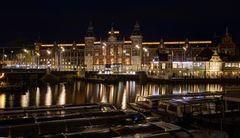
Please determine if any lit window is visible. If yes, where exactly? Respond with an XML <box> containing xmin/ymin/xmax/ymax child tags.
<box><xmin>125</xmin><ymin>58</ymin><xmax>130</xmax><ymax>65</ymax></box>
<box><xmin>118</xmin><ymin>47</ymin><xmax>122</xmax><ymax>55</ymax></box>
<box><xmin>162</xmin><ymin>63</ymin><xmax>166</xmax><ymax>69</ymax></box>
<box><xmin>173</xmin><ymin>63</ymin><xmax>177</xmax><ymax>69</ymax></box>
<box><xmin>110</xmin><ymin>48</ymin><xmax>114</xmax><ymax>56</ymax></box>
<box><xmin>225</xmin><ymin>63</ymin><xmax>231</xmax><ymax>67</ymax></box>
<box><xmin>118</xmin><ymin>58</ymin><xmax>122</xmax><ymax>64</ymax></box>
<box><xmin>232</xmin><ymin>63</ymin><xmax>238</xmax><ymax>67</ymax></box>
<box><xmin>111</xmin><ymin>58</ymin><xmax>114</xmax><ymax>64</ymax></box>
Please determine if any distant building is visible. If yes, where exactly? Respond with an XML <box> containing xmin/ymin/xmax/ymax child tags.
<box><xmin>29</xmin><ymin>23</ymin><xmax>240</xmax><ymax>78</ymax></box>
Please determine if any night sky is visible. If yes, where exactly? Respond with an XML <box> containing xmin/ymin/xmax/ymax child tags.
<box><xmin>0</xmin><ymin>0</ymin><xmax>239</xmax><ymax>46</ymax></box>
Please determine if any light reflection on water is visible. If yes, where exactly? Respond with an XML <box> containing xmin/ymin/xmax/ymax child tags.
<box><xmin>45</xmin><ymin>84</ymin><xmax>52</xmax><ymax>106</ymax></box>
<box><xmin>36</xmin><ymin>87</ymin><xmax>40</xmax><ymax>107</ymax></box>
<box><xmin>21</xmin><ymin>90</ymin><xmax>29</xmax><ymax>107</ymax></box>
<box><xmin>0</xmin><ymin>81</ymin><xmax>225</xmax><ymax>109</ymax></box>
<box><xmin>58</xmin><ymin>84</ymin><xmax>66</xmax><ymax>105</ymax></box>
<box><xmin>0</xmin><ymin>93</ymin><xmax>6</xmax><ymax>108</ymax></box>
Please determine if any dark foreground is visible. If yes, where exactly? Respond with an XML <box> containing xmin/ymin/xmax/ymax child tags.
<box><xmin>0</xmin><ymin>103</ymin><xmax>228</xmax><ymax>138</ymax></box>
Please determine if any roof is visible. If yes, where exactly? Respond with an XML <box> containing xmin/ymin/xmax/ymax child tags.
<box><xmin>219</xmin><ymin>53</ymin><xmax>240</xmax><ymax>61</ymax></box>
<box><xmin>197</xmin><ymin>47</ymin><xmax>214</xmax><ymax>60</ymax></box>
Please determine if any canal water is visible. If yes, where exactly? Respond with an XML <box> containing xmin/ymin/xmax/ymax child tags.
<box><xmin>0</xmin><ymin>81</ymin><xmax>225</xmax><ymax>109</ymax></box>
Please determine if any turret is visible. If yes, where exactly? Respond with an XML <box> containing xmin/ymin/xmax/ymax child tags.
<box><xmin>130</xmin><ymin>21</ymin><xmax>143</xmax><ymax>71</ymax></box>
<box><xmin>84</xmin><ymin>22</ymin><xmax>95</xmax><ymax>47</ymax></box>
<box><xmin>84</xmin><ymin>22</ymin><xmax>96</xmax><ymax>71</ymax></box>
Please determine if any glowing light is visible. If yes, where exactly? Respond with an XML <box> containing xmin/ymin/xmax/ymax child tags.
<box><xmin>36</xmin><ymin>87</ymin><xmax>40</xmax><ymax>106</ymax></box>
<box><xmin>47</xmin><ymin>50</ymin><xmax>51</xmax><ymax>55</ymax></box>
<box><xmin>103</xmin><ymin>42</ymin><xmax>107</xmax><ymax>46</ymax></box>
<box><xmin>61</xmin><ymin>47</ymin><xmax>65</xmax><ymax>52</ymax></box>
<box><xmin>0</xmin><ymin>73</ymin><xmax>5</xmax><ymax>79</ymax></box>
<box><xmin>23</xmin><ymin>49</ymin><xmax>28</xmax><ymax>53</ymax></box>
<box><xmin>109</xmin><ymin>85</ymin><xmax>114</xmax><ymax>104</ymax></box>
<box><xmin>101</xmin><ymin>85</ymin><xmax>107</xmax><ymax>103</ymax></box>
<box><xmin>40</xmin><ymin>40</ymin><xmax>212</xmax><ymax>47</ymax></box>
<box><xmin>143</xmin><ymin>47</ymin><xmax>148</xmax><ymax>52</ymax></box>
<box><xmin>36</xmin><ymin>52</ymin><xmax>40</xmax><ymax>56</ymax></box>
<box><xmin>124</xmin><ymin>41</ymin><xmax>132</xmax><ymax>44</ymax></box>
<box><xmin>108</xmin><ymin>31</ymin><xmax>120</xmax><ymax>34</ymax></box>
<box><xmin>135</xmin><ymin>44</ymin><xmax>140</xmax><ymax>49</ymax></box>
<box><xmin>121</xmin><ymin>86</ymin><xmax>127</xmax><ymax>109</ymax></box>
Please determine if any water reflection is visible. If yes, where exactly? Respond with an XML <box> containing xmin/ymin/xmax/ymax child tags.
<box><xmin>45</xmin><ymin>84</ymin><xmax>52</xmax><ymax>106</ymax></box>
<box><xmin>0</xmin><ymin>93</ymin><xmax>6</xmax><ymax>108</ymax></box>
<box><xmin>9</xmin><ymin>94</ymin><xmax>14</xmax><ymax>108</ymax></box>
<box><xmin>0</xmin><ymin>81</ymin><xmax>225</xmax><ymax>109</ymax></box>
<box><xmin>21</xmin><ymin>90</ymin><xmax>29</xmax><ymax>107</ymax></box>
<box><xmin>36</xmin><ymin>87</ymin><xmax>40</xmax><ymax>107</ymax></box>
<box><xmin>58</xmin><ymin>84</ymin><xmax>66</xmax><ymax>105</ymax></box>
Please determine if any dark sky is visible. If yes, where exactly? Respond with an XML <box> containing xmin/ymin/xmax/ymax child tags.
<box><xmin>0</xmin><ymin>0</ymin><xmax>239</xmax><ymax>46</ymax></box>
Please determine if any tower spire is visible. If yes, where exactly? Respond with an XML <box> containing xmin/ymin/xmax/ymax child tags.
<box><xmin>86</xmin><ymin>22</ymin><xmax>94</xmax><ymax>37</ymax></box>
<box><xmin>111</xmin><ymin>23</ymin><xmax>114</xmax><ymax>31</ymax></box>
<box><xmin>225</xmin><ymin>26</ymin><xmax>229</xmax><ymax>36</ymax></box>
<box><xmin>132</xmin><ymin>21</ymin><xmax>141</xmax><ymax>36</ymax></box>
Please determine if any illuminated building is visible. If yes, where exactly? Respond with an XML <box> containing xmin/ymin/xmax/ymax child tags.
<box><xmin>33</xmin><ymin>23</ymin><xmax>240</xmax><ymax>78</ymax></box>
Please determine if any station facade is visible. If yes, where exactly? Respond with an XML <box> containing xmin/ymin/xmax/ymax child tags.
<box><xmin>34</xmin><ymin>23</ymin><xmax>239</xmax><ymax>78</ymax></box>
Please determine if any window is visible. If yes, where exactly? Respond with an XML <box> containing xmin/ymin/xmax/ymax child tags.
<box><xmin>102</xmin><ymin>48</ymin><xmax>106</xmax><ymax>56</ymax></box>
<box><xmin>110</xmin><ymin>48</ymin><xmax>114</xmax><ymax>56</ymax></box>
<box><xmin>118</xmin><ymin>58</ymin><xmax>122</xmax><ymax>64</ymax></box>
<box><xmin>232</xmin><ymin>63</ymin><xmax>238</xmax><ymax>68</ymax></box>
<box><xmin>162</xmin><ymin>63</ymin><xmax>166</xmax><ymax>69</ymax></box>
<box><xmin>125</xmin><ymin>58</ymin><xmax>130</xmax><ymax>65</ymax></box>
<box><xmin>118</xmin><ymin>47</ymin><xmax>122</xmax><ymax>56</ymax></box>
<box><xmin>110</xmin><ymin>58</ymin><xmax>114</xmax><ymax>64</ymax></box>
<box><xmin>225</xmin><ymin>63</ymin><xmax>231</xmax><ymax>67</ymax></box>
<box><xmin>173</xmin><ymin>63</ymin><xmax>177</xmax><ymax>69</ymax></box>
